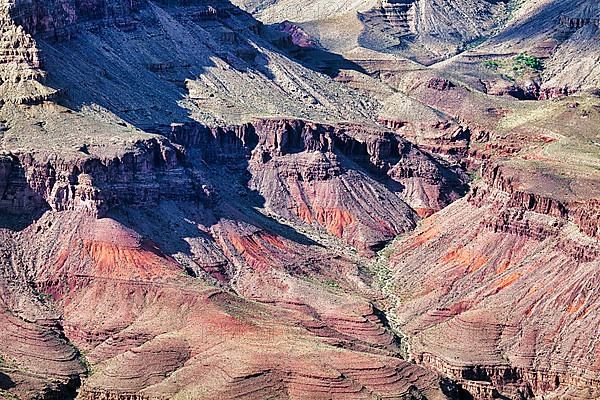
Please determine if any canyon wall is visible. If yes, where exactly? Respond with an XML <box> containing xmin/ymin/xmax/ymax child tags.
<box><xmin>389</xmin><ymin>160</ymin><xmax>600</xmax><ymax>399</ymax></box>
<box><xmin>167</xmin><ymin>117</ymin><xmax>467</xmax><ymax>250</ymax></box>
<box><xmin>0</xmin><ymin>137</ymin><xmax>202</xmax><ymax>218</ymax></box>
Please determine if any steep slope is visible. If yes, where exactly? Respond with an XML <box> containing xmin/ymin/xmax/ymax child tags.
<box><xmin>0</xmin><ymin>210</ymin><xmax>447</xmax><ymax>400</ymax></box>
<box><xmin>233</xmin><ymin>0</ymin><xmax>517</xmax><ymax>63</ymax></box>
<box><xmin>378</xmin><ymin>89</ymin><xmax>600</xmax><ymax>398</ymax></box>
<box><xmin>542</xmin><ymin>22</ymin><xmax>600</xmax><ymax>98</ymax></box>
<box><xmin>433</xmin><ymin>0</ymin><xmax>600</xmax><ymax>99</ymax></box>
<box><xmin>0</xmin><ymin>0</ymin><xmax>466</xmax><ymax>398</ymax></box>
<box><xmin>387</xmin><ymin>161</ymin><xmax>600</xmax><ymax>399</ymax></box>
<box><xmin>0</xmin><ymin>0</ymin><xmax>466</xmax><ymax>245</ymax></box>
<box><xmin>1</xmin><ymin>0</ymin><xmax>599</xmax><ymax>398</ymax></box>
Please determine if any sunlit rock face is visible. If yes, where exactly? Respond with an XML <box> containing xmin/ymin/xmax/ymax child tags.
<box><xmin>0</xmin><ymin>0</ymin><xmax>599</xmax><ymax>399</ymax></box>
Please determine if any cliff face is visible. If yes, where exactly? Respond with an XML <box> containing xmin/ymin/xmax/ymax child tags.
<box><xmin>476</xmin><ymin>163</ymin><xmax>600</xmax><ymax>239</ymax></box>
<box><xmin>388</xmin><ymin>160</ymin><xmax>600</xmax><ymax>399</ymax></box>
<box><xmin>1</xmin><ymin>0</ymin><xmax>599</xmax><ymax>398</ymax></box>
<box><xmin>358</xmin><ymin>0</ymin><xmax>505</xmax><ymax>63</ymax></box>
<box><xmin>165</xmin><ymin>117</ymin><xmax>467</xmax><ymax>251</ymax></box>
<box><xmin>0</xmin><ymin>0</ymin><xmax>58</xmax><ymax>103</ymax></box>
<box><xmin>249</xmin><ymin>119</ymin><xmax>467</xmax><ymax>244</ymax></box>
<box><xmin>0</xmin><ymin>137</ymin><xmax>197</xmax><ymax>218</ymax></box>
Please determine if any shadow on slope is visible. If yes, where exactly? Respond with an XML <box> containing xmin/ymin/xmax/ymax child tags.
<box><xmin>11</xmin><ymin>0</ymin><xmax>465</xmax><ymax>257</ymax></box>
<box><xmin>32</xmin><ymin>0</ymin><xmax>368</xmax><ymax>129</ymax></box>
<box><xmin>7</xmin><ymin>0</ymin><xmax>361</xmax><ymax>243</ymax></box>
<box><xmin>0</xmin><ymin>156</ymin><xmax>50</xmax><ymax>230</ymax></box>
<box><xmin>489</xmin><ymin>0</ymin><xmax>591</xmax><ymax>45</ymax></box>
<box><xmin>0</xmin><ymin>372</ymin><xmax>15</xmax><ymax>390</ymax></box>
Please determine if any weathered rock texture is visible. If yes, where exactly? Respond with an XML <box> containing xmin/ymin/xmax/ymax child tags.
<box><xmin>3</xmin><ymin>207</ymin><xmax>447</xmax><ymax>400</ymax></box>
<box><xmin>1</xmin><ymin>0</ymin><xmax>600</xmax><ymax>399</ymax></box>
<box><xmin>0</xmin><ymin>0</ymin><xmax>466</xmax><ymax>398</ymax></box>
<box><xmin>0</xmin><ymin>137</ymin><xmax>191</xmax><ymax>218</ymax></box>
<box><xmin>162</xmin><ymin>116</ymin><xmax>467</xmax><ymax>251</ymax></box>
<box><xmin>245</xmin><ymin>118</ymin><xmax>466</xmax><ymax>249</ymax></box>
<box><xmin>388</xmin><ymin>161</ymin><xmax>600</xmax><ymax>399</ymax></box>
<box><xmin>0</xmin><ymin>0</ymin><xmax>58</xmax><ymax>103</ymax></box>
<box><xmin>357</xmin><ymin>0</ymin><xmax>511</xmax><ymax>64</ymax></box>
<box><xmin>236</xmin><ymin>0</ymin><xmax>515</xmax><ymax>64</ymax></box>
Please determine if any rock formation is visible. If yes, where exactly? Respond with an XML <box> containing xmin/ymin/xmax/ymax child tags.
<box><xmin>0</xmin><ymin>0</ymin><xmax>599</xmax><ymax>399</ymax></box>
<box><xmin>387</xmin><ymin>161</ymin><xmax>600</xmax><ymax>399</ymax></box>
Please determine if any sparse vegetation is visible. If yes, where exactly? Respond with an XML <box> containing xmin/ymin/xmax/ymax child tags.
<box><xmin>38</xmin><ymin>292</ymin><xmax>53</xmax><ymax>302</ymax></box>
<box><xmin>323</xmin><ymin>279</ymin><xmax>341</xmax><ymax>290</ymax></box>
<box><xmin>80</xmin><ymin>351</ymin><xmax>93</xmax><ymax>376</ymax></box>
<box><xmin>482</xmin><ymin>53</ymin><xmax>543</xmax><ymax>83</ymax></box>
<box><xmin>0</xmin><ymin>389</ymin><xmax>21</xmax><ymax>400</ymax></box>
<box><xmin>483</xmin><ymin>60</ymin><xmax>500</xmax><ymax>70</ymax></box>
<box><xmin>468</xmin><ymin>169</ymin><xmax>482</xmax><ymax>183</ymax></box>
<box><xmin>372</xmin><ymin>244</ymin><xmax>395</xmax><ymax>289</ymax></box>
<box><xmin>513</xmin><ymin>53</ymin><xmax>543</xmax><ymax>72</ymax></box>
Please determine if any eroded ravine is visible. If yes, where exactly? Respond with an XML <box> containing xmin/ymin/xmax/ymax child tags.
<box><xmin>0</xmin><ymin>0</ymin><xmax>599</xmax><ymax>398</ymax></box>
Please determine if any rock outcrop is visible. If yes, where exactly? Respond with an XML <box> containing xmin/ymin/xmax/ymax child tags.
<box><xmin>1</xmin><ymin>0</ymin><xmax>600</xmax><ymax>399</ymax></box>
<box><xmin>475</xmin><ymin>163</ymin><xmax>600</xmax><ymax>239</ymax></box>
<box><xmin>0</xmin><ymin>137</ymin><xmax>198</xmax><ymax>218</ymax></box>
<box><xmin>388</xmin><ymin>161</ymin><xmax>600</xmax><ymax>399</ymax></box>
<box><xmin>246</xmin><ymin>118</ymin><xmax>467</xmax><ymax>234</ymax></box>
<box><xmin>8</xmin><ymin>210</ymin><xmax>448</xmax><ymax>400</ymax></box>
<box><xmin>0</xmin><ymin>0</ymin><xmax>58</xmax><ymax>103</ymax></box>
<box><xmin>165</xmin><ymin>117</ymin><xmax>467</xmax><ymax>251</ymax></box>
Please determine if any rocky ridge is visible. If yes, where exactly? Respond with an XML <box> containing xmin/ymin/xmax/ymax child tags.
<box><xmin>0</xmin><ymin>0</ymin><xmax>599</xmax><ymax>399</ymax></box>
<box><xmin>387</xmin><ymin>159</ymin><xmax>600</xmax><ymax>399</ymax></box>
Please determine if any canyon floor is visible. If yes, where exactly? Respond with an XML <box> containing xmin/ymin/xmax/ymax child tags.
<box><xmin>0</xmin><ymin>0</ymin><xmax>599</xmax><ymax>399</ymax></box>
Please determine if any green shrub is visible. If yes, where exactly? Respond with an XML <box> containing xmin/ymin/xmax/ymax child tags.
<box><xmin>38</xmin><ymin>292</ymin><xmax>53</xmax><ymax>302</ymax></box>
<box><xmin>483</xmin><ymin>60</ymin><xmax>500</xmax><ymax>69</ymax></box>
<box><xmin>513</xmin><ymin>53</ymin><xmax>543</xmax><ymax>71</ymax></box>
<box><xmin>324</xmin><ymin>279</ymin><xmax>341</xmax><ymax>290</ymax></box>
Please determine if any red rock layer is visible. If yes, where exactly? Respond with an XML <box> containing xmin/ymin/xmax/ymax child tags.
<box><xmin>477</xmin><ymin>162</ymin><xmax>600</xmax><ymax>239</ymax></box>
<box><xmin>0</xmin><ymin>228</ymin><xmax>85</xmax><ymax>398</ymax></box>
<box><xmin>389</xmin><ymin>167</ymin><xmax>600</xmax><ymax>399</ymax></box>
<box><xmin>240</xmin><ymin>118</ymin><xmax>465</xmax><ymax>251</ymax></box>
<box><xmin>2</xmin><ymin>211</ymin><xmax>448</xmax><ymax>400</ymax></box>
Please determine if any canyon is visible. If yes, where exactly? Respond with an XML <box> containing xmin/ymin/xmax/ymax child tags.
<box><xmin>0</xmin><ymin>0</ymin><xmax>599</xmax><ymax>399</ymax></box>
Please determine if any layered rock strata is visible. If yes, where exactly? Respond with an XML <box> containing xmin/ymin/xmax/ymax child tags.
<box><xmin>388</xmin><ymin>161</ymin><xmax>600</xmax><ymax>399</ymax></box>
